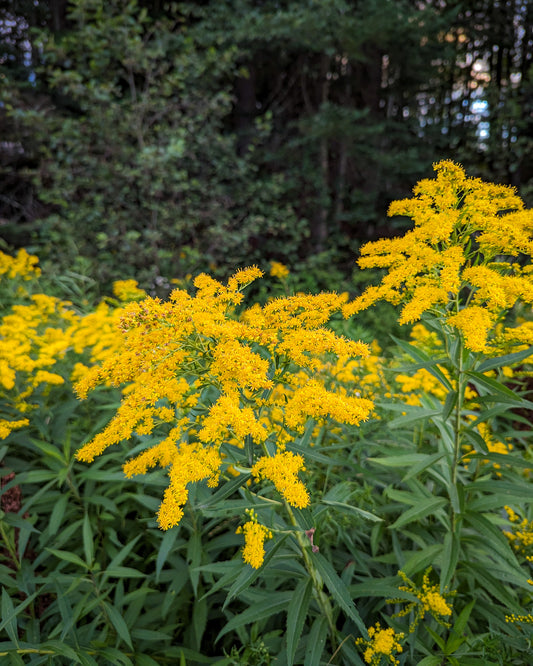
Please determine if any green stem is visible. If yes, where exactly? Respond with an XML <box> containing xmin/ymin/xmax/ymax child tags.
<box><xmin>0</xmin><ymin>519</ymin><xmax>20</xmax><ymax>570</ymax></box>
<box><xmin>450</xmin><ymin>332</ymin><xmax>466</xmax><ymax>537</ymax></box>
<box><xmin>283</xmin><ymin>502</ymin><xmax>338</xmax><ymax>646</ymax></box>
<box><xmin>452</xmin><ymin>348</ymin><xmax>464</xmax><ymax>488</ymax></box>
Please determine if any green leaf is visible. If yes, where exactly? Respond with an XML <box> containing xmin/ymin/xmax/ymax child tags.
<box><xmin>477</xmin><ymin>346</ymin><xmax>533</xmax><ymax>373</ymax></box>
<box><xmin>313</xmin><ymin>552</ymin><xmax>366</xmax><ymax>634</ymax></box>
<box><xmin>18</xmin><ymin>470</ymin><xmax>57</xmax><ymax>484</ymax></box>
<box><xmin>0</xmin><ymin>589</ymin><xmax>38</xmax><ymax>643</ymax></box>
<box><xmin>321</xmin><ymin>500</ymin><xmax>382</xmax><ymax>522</ymax></box>
<box><xmin>104</xmin><ymin>566</ymin><xmax>146</xmax><ymax>578</ymax></box>
<box><xmin>417</xmin><ymin>657</ymin><xmax>444</xmax><ymax>666</ymax></box>
<box><xmin>187</xmin><ymin>530</ymin><xmax>202</xmax><ymax>596</ymax></box>
<box><xmin>224</xmin><ymin>534</ymin><xmax>289</xmax><ymax>606</ymax></box>
<box><xmin>76</xmin><ymin>650</ymin><xmax>99</xmax><ymax>665</ymax></box>
<box><xmin>389</xmin><ymin>497</ymin><xmax>447</xmax><ymax>530</ymax></box>
<box><xmin>82</xmin><ymin>511</ymin><xmax>94</xmax><ymax>566</ymax></box>
<box><xmin>45</xmin><ymin>548</ymin><xmax>89</xmax><ymax>569</ymax></box>
<box><xmin>1</xmin><ymin>514</ymin><xmax>39</xmax><ymax>533</ymax></box>
<box><xmin>445</xmin><ymin>599</ymin><xmax>475</xmax><ymax>652</ymax></box>
<box><xmin>49</xmin><ymin>493</ymin><xmax>69</xmax><ymax>535</ymax></box>
<box><xmin>106</xmin><ymin>534</ymin><xmax>142</xmax><ymax>570</ymax></box>
<box><xmin>131</xmin><ymin>629</ymin><xmax>172</xmax><ymax>641</ymax></box>
<box><xmin>465</xmin><ymin>370</ymin><xmax>522</xmax><ymax>400</ymax></box>
<box><xmin>135</xmin><ymin>656</ymin><xmax>161</xmax><ymax>666</ymax></box>
<box><xmin>442</xmin><ymin>390</ymin><xmax>458</xmax><ymax>421</ymax></box>
<box><xmin>440</xmin><ymin>530</ymin><xmax>459</xmax><ymax>590</ymax></box>
<box><xmin>1</xmin><ymin>588</ymin><xmax>18</xmax><ymax>645</ymax></box>
<box><xmin>53</xmin><ymin>579</ymin><xmax>76</xmax><ymax>641</ymax></box>
<box><xmin>351</xmin><ymin>579</ymin><xmax>416</xmax><ymax>601</ymax></box>
<box><xmin>402</xmin><ymin>544</ymin><xmax>443</xmax><ymax>577</ymax></box>
<box><xmin>156</xmin><ymin>527</ymin><xmax>180</xmax><ymax>582</ymax></box>
<box><xmin>193</xmin><ymin>595</ymin><xmax>207</xmax><ymax>651</ymax></box>
<box><xmin>464</xmin><ymin>451</ymin><xmax>532</xmax><ymax>469</ymax></box>
<box><xmin>286</xmin><ymin>577</ymin><xmax>313</xmax><ymax>666</ymax></box>
<box><xmin>388</xmin><ymin>407</ymin><xmax>442</xmax><ymax>429</ymax></box>
<box><xmin>296</xmin><ymin>418</ymin><xmax>317</xmax><ymax>449</ymax></box>
<box><xmin>40</xmin><ymin>640</ymin><xmax>81</xmax><ymax>662</ymax></box>
<box><xmin>102</xmin><ymin>601</ymin><xmax>133</xmax><ymax>649</ymax></box>
<box><xmin>462</xmin><ymin>563</ymin><xmax>521</xmax><ymax>610</ymax></box>
<box><xmin>426</xmin><ymin>625</ymin><xmax>446</xmax><ymax>650</ymax></box>
<box><xmin>303</xmin><ymin>616</ymin><xmax>329</xmax><ymax>666</ymax></box>
<box><xmin>32</xmin><ymin>439</ymin><xmax>65</xmax><ymax>463</ymax></box>
<box><xmin>463</xmin><ymin>512</ymin><xmax>522</xmax><ymax>568</ymax></box>
<box><xmin>216</xmin><ymin>592</ymin><xmax>292</xmax><ymax>641</ymax></box>
<box><xmin>200</xmin><ymin>498</ymin><xmax>280</xmax><ymax>517</ymax></box>
<box><xmin>391</xmin><ymin>336</ymin><xmax>452</xmax><ymax>389</ymax></box>
<box><xmin>368</xmin><ymin>453</ymin><xmax>434</xmax><ymax>468</ymax></box>
<box><xmin>98</xmin><ymin>646</ymin><xmax>133</xmax><ymax>665</ymax></box>
<box><xmin>403</xmin><ymin>453</ymin><xmax>446</xmax><ymax>481</ymax></box>
<box><xmin>465</xmin><ymin>479</ymin><xmax>533</xmax><ymax>501</ymax></box>
<box><xmin>199</xmin><ymin>472</ymin><xmax>251</xmax><ymax>509</ymax></box>
<box><xmin>287</xmin><ymin>441</ymin><xmax>344</xmax><ymax>465</ymax></box>
<box><xmin>198</xmin><ymin>563</ymin><xmax>242</xmax><ymax>602</ymax></box>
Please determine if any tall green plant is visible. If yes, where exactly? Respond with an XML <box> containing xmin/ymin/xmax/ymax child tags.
<box><xmin>345</xmin><ymin>161</ymin><xmax>533</xmax><ymax>663</ymax></box>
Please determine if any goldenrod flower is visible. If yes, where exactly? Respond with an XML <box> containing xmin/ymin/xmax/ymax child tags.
<box><xmin>504</xmin><ymin>507</ymin><xmax>533</xmax><ymax>556</ymax></box>
<box><xmin>0</xmin><ymin>248</ymin><xmax>41</xmax><ymax>280</ymax></box>
<box><xmin>252</xmin><ymin>451</ymin><xmax>310</xmax><ymax>508</ymax></box>
<box><xmin>75</xmin><ymin>267</ymin><xmax>372</xmax><ymax>530</ymax></box>
<box><xmin>0</xmin><ymin>418</ymin><xmax>30</xmax><ymax>440</ymax></box>
<box><xmin>269</xmin><ymin>261</ymin><xmax>290</xmax><ymax>279</ymax></box>
<box><xmin>236</xmin><ymin>510</ymin><xmax>273</xmax><ymax>568</ymax></box>
<box><xmin>355</xmin><ymin>623</ymin><xmax>404</xmax><ymax>665</ymax></box>
<box><xmin>344</xmin><ymin>161</ymin><xmax>533</xmax><ymax>353</ymax></box>
<box><xmin>112</xmin><ymin>279</ymin><xmax>146</xmax><ymax>301</ymax></box>
<box><xmin>505</xmin><ymin>613</ymin><xmax>533</xmax><ymax>624</ymax></box>
<box><xmin>388</xmin><ymin>568</ymin><xmax>454</xmax><ymax>632</ymax></box>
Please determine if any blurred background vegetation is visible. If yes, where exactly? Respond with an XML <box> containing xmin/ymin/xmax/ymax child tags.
<box><xmin>1</xmin><ymin>0</ymin><xmax>532</xmax><ymax>298</ymax></box>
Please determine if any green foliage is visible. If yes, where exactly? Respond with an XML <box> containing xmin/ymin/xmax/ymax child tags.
<box><xmin>4</xmin><ymin>0</ymin><xmax>530</xmax><ymax>296</ymax></box>
<box><xmin>6</xmin><ymin>0</ymin><xmax>306</xmax><ymax>295</ymax></box>
<box><xmin>2</xmin><ymin>272</ymin><xmax>533</xmax><ymax>663</ymax></box>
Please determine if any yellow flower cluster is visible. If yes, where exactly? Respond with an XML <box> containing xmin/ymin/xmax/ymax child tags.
<box><xmin>355</xmin><ymin>623</ymin><xmax>404</xmax><ymax>666</ymax></box>
<box><xmin>505</xmin><ymin>613</ymin><xmax>533</xmax><ymax>625</ymax></box>
<box><xmin>269</xmin><ymin>261</ymin><xmax>290</xmax><ymax>279</ymax></box>
<box><xmin>0</xmin><ymin>248</ymin><xmax>41</xmax><ymax>281</ymax></box>
<box><xmin>0</xmin><ymin>291</ymin><xmax>74</xmax><ymax>438</ymax></box>
<box><xmin>75</xmin><ymin>268</ymin><xmax>373</xmax><ymax>531</ymax></box>
<box><xmin>343</xmin><ymin>161</ymin><xmax>533</xmax><ymax>352</ymax></box>
<box><xmin>0</xmin><ymin>417</ymin><xmax>29</xmax><ymax>440</ymax></box>
<box><xmin>112</xmin><ymin>279</ymin><xmax>147</xmax><ymax>302</ymax></box>
<box><xmin>251</xmin><ymin>450</ymin><xmax>309</xmax><ymax>508</ymax></box>
<box><xmin>68</xmin><ymin>301</ymin><xmax>126</xmax><ymax>377</ymax></box>
<box><xmin>0</xmin><ymin>252</ymin><xmax>137</xmax><ymax>440</ymax></box>
<box><xmin>236</xmin><ymin>509</ymin><xmax>273</xmax><ymax>568</ymax></box>
<box><xmin>504</xmin><ymin>506</ymin><xmax>533</xmax><ymax>556</ymax></box>
<box><xmin>327</xmin><ymin>340</ymin><xmax>387</xmax><ymax>398</ymax></box>
<box><xmin>389</xmin><ymin>569</ymin><xmax>453</xmax><ymax>632</ymax></box>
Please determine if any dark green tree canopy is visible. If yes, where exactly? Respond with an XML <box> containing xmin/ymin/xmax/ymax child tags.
<box><xmin>1</xmin><ymin>0</ymin><xmax>531</xmax><ymax>293</ymax></box>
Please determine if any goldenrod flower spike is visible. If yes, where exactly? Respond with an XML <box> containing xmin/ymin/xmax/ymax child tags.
<box><xmin>252</xmin><ymin>451</ymin><xmax>310</xmax><ymax>509</ymax></box>
<box><xmin>355</xmin><ymin>622</ymin><xmax>404</xmax><ymax>666</ymax></box>
<box><xmin>112</xmin><ymin>279</ymin><xmax>146</xmax><ymax>301</ymax></box>
<box><xmin>344</xmin><ymin>160</ymin><xmax>533</xmax><ymax>353</ymax></box>
<box><xmin>269</xmin><ymin>261</ymin><xmax>290</xmax><ymax>279</ymax></box>
<box><xmin>387</xmin><ymin>568</ymin><xmax>454</xmax><ymax>633</ymax></box>
<box><xmin>0</xmin><ymin>248</ymin><xmax>41</xmax><ymax>280</ymax></box>
<box><xmin>75</xmin><ymin>267</ymin><xmax>373</xmax><ymax>530</ymax></box>
<box><xmin>236</xmin><ymin>509</ymin><xmax>273</xmax><ymax>568</ymax></box>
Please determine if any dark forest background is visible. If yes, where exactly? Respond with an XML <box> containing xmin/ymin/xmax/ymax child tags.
<box><xmin>1</xmin><ymin>0</ymin><xmax>532</xmax><ymax>296</ymax></box>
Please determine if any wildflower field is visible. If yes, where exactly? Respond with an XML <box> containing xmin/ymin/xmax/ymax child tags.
<box><xmin>2</xmin><ymin>162</ymin><xmax>533</xmax><ymax>664</ymax></box>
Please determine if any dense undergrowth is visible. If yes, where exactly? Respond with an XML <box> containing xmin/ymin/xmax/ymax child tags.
<box><xmin>1</xmin><ymin>162</ymin><xmax>533</xmax><ymax>665</ymax></box>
